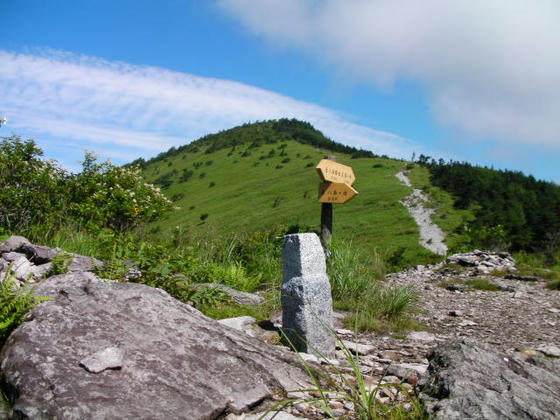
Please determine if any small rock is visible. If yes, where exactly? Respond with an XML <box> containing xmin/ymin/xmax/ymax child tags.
<box><xmin>339</xmin><ymin>340</ymin><xmax>376</xmax><ymax>356</ymax></box>
<box><xmin>446</xmin><ymin>283</ymin><xmax>468</xmax><ymax>292</ymax></box>
<box><xmin>329</xmin><ymin>400</ymin><xmax>344</xmax><ymax>409</ymax></box>
<box><xmin>458</xmin><ymin>320</ymin><xmax>477</xmax><ymax>327</ymax></box>
<box><xmin>407</xmin><ymin>331</ymin><xmax>436</xmax><ymax>342</ymax></box>
<box><xmin>498</xmin><ymin>284</ymin><xmax>515</xmax><ymax>292</ymax></box>
<box><xmin>536</xmin><ymin>344</ymin><xmax>560</xmax><ymax>358</ymax></box>
<box><xmin>335</xmin><ymin>328</ymin><xmax>354</xmax><ymax>336</ymax></box>
<box><xmin>80</xmin><ymin>347</ymin><xmax>125</xmax><ymax>373</ymax></box>
<box><xmin>386</xmin><ymin>363</ymin><xmax>428</xmax><ymax>379</ymax></box>
<box><xmin>331</xmin><ymin>408</ymin><xmax>346</xmax><ymax>417</ymax></box>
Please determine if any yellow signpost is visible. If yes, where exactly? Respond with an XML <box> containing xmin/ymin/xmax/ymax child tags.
<box><xmin>318</xmin><ymin>182</ymin><xmax>358</xmax><ymax>204</ymax></box>
<box><xmin>316</xmin><ymin>156</ymin><xmax>359</xmax><ymax>246</ymax></box>
<box><xmin>316</xmin><ymin>159</ymin><xmax>356</xmax><ymax>185</ymax></box>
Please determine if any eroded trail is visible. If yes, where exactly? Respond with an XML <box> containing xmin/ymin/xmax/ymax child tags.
<box><xmin>396</xmin><ymin>170</ymin><xmax>448</xmax><ymax>255</ymax></box>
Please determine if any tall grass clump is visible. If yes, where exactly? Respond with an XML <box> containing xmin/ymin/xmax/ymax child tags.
<box><xmin>328</xmin><ymin>240</ymin><xmax>385</xmax><ymax>301</ymax></box>
<box><xmin>346</xmin><ymin>286</ymin><xmax>422</xmax><ymax>333</ymax></box>
<box><xmin>327</xmin><ymin>240</ymin><xmax>421</xmax><ymax>333</ymax></box>
<box><xmin>271</xmin><ymin>332</ymin><xmax>427</xmax><ymax>419</ymax></box>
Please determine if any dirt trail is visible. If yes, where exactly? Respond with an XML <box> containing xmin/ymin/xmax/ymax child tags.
<box><xmin>396</xmin><ymin>170</ymin><xmax>448</xmax><ymax>255</ymax></box>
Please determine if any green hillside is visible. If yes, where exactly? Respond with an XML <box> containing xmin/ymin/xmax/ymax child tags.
<box><xmin>138</xmin><ymin>119</ymin><xmax>470</xmax><ymax>265</ymax></box>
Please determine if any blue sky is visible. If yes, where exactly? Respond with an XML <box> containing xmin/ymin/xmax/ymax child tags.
<box><xmin>1</xmin><ymin>0</ymin><xmax>558</xmax><ymax>183</ymax></box>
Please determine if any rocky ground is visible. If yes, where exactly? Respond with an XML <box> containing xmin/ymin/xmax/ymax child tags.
<box><xmin>250</xmin><ymin>250</ymin><xmax>560</xmax><ymax>419</ymax></box>
<box><xmin>2</xmin><ymin>236</ymin><xmax>559</xmax><ymax>419</ymax></box>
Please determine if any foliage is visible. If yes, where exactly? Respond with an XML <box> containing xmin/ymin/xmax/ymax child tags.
<box><xmin>0</xmin><ymin>135</ymin><xmax>69</xmax><ymax>231</ymax></box>
<box><xmin>69</xmin><ymin>152</ymin><xmax>174</xmax><ymax>231</ymax></box>
<box><xmin>46</xmin><ymin>251</ymin><xmax>72</xmax><ymax>277</ymax></box>
<box><xmin>139</xmin><ymin>119</ymin><xmax>378</xmax><ymax>168</ymax></box>
<box><xmin>0</xmin><ymin>136</ymin><xmax>174</xmax><ymax>233</ymax></box>
<box><xmin>0</xmin><ymin>270</ymin><xmax>50</xmax><ymax>345</ymax></box>
<box><xmin>423</xmin><ymin>158</ymin><xmax>560</xmax><ymax>253</ymax></box>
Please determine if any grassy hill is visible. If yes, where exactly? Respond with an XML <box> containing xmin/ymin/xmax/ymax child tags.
<box><xmin>137</xmin><ymin>119</ymin><xmax>471</xmax><ymax>267</ymax></box>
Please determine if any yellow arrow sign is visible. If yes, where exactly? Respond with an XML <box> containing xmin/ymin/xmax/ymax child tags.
<box><xmin>318</xmin><ymin>182</ymin><xmax>359</xmax><ymax>204</ymax></box>
<box><xmin>316</xmin><ymin>159</ymin><xmax>356</xmax><ymax>185</ymax></box>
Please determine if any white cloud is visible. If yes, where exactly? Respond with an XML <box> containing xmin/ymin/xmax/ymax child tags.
<box><xmin>218</xmin><ymin>0</ymin><xmax>560</xmax><ymax>148</ymax></box>
<box><xmin>0</xmin><ymin>49</ymin><xmax>417</xmax><ymax>167</ymax></box>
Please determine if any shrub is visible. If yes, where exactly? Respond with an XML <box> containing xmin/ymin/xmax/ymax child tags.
<box><xmin>180</xmin><ymin>169</ymin><xmax>193</xmax><ymax>183</ymax></box>
<box><xmin>0</xmin><ymin>135</ymin><xmax>69</xmax><ymax>231</ymax></box>
<box><xmin>69</xmin><ymin>152</ymin><xmax>174</xmax><ymax>231</ymax></box>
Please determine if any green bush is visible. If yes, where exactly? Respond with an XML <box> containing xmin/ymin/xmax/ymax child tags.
<box><xmin>69</xmin><ymin>152</ymin><xmax>174</xmax><ymax>231</ymax></box>
<box><xmin>0</xmin><ymin>135</ymin><xmax>69</xmax><ymax>231</ymax></box>
<box><xmin>0</xmin><ymin>136</ymin><xmax>174</xmax><ymax>233</ymax></box>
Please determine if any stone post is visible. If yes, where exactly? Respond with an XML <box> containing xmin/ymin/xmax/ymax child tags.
<box><xmin>281</xmin><ymin>233</ymin><xmax>335</xmax><ymax>358</ymax></box>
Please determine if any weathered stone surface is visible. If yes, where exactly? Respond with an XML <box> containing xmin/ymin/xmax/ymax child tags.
<box><xmin>29</xmin><ymin>262</ymin><xmax>52</xmax><ymax>280</ymax></box>
<box><xmin>0</xmin><ymin>236</ymin><xmax>30</xmax><ymax>253</ymax></box>
<box><xmin>1</xmin><ymin>252</ymin><xmax>33</xmax><ymax>282</ymax></box>
<box><xmin>67</xmin><ymin>253</ymin><xmax>104</xmax><ymax>272</ymax></box>
<box><xmin>386</xmin><ymin>362</ymin><xmax>428</xmax><ymax>380</ymax></box>
<box><xmin>80</xmin><ymin>346</ymin><xmax>125</xmax><ymax>373</ymax></box>
<box><xmin>218</xmin><ymin>316</ymin><xmax>279</xmax><ymax>344</ymax></box>
<box><xmin>338</xmin><ymin>340</ymin><xmax>376</xmax><ymax>356</ymax></box>
<box><xmin>20</xmin><ymin>243</ymin><xmax>61</xmax><ymax>264</ymax></box>
<box><xmin>1</xmin><ymin>272</ymin><xmax>311</xmax><ymax>419</ymax></box>
<box><xmin>536</xmin><ymin>343</ymin><xmax>560</xmax><ymax>358</ymax></box>
<box><xmin>195</xmin><ymin>283</ymin><xmax>265</xmax><ymax>305</ymax></box>
<box><xmin>281</xmin><ymin>233</ymin><xmax>334</xmax><ymax>358</ymax></box>
<box><xmin>419</xmin><ymin>339</ymin><xmax>560</xmax><ymax>420</ymax></box>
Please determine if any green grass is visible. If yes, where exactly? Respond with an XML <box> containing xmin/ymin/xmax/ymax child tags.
<box><xmin>438</xmin><ymin>278</ymin><xmax>499</xmax><ymax>291</ymax></box>
<box><xmin>343</xmin><ymin>286</ymin><xmax>424</xmax><ymax>333</ymax></box>
<box><xmin>546</xmin><ymin>279</ymin><xmax>560</xmax><ymax>290</ymax></box>
<box><xmin>140</xmin><ymin>140</ymin><xmax>456</xmax><ymax>269</ymax></box>
<box><xmin>513</xmin><ymin>251</ymin><xmax>560</xmax><ymax>280</ymax></box>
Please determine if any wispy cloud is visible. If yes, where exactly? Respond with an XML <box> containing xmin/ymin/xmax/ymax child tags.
<box><xmin>0</xmin><ymin>49</ymin><xmax>417</xmax><ymax>167</ymax></box>
<box><xmin>218</xmin><ymin>0</ymin><xmax>560</xmax><ymax>148</ymax></box>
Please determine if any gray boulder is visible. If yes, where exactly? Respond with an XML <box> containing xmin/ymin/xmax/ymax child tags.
<box><xmin>420</xmin><ymin>339</ymin><xmax>560</xmax><ymax>419</ymax></box>
<box><xmin>0</xmin><ymin>236</ymin><xmax>30</xmax><ymax>253</ymax></box>
<box><xmin>1</xmin><ymin>272</ymin><xmax>311</xmax><ymax>419</ymax></box>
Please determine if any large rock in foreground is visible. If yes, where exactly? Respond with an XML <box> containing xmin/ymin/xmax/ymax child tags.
<box><xmin>419</xmin><ymin>339</ymin><xmax>560</xmax><ymax>420</ymax></box>
<box><xmin>1</xmin><ymin>273</ymin><xmax>310</xmax><ymax>419</ymax></box>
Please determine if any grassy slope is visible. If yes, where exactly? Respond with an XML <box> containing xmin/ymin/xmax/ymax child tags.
<box><xmin>141</xmin><ymin>125</ymin><xmax>470</xmax><ymax>265</ymax></box>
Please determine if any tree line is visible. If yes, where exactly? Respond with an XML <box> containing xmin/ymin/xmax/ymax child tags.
<box><xmin>419</xmin><ymin>155</ymin><xmax>560</xmax><ymax>257</ymax></box>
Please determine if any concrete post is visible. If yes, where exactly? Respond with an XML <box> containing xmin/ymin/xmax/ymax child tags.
<box><xmin>281</xmin><ymin>233</ymin><xmax>335</xmax><ymax>358</ymax></box>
